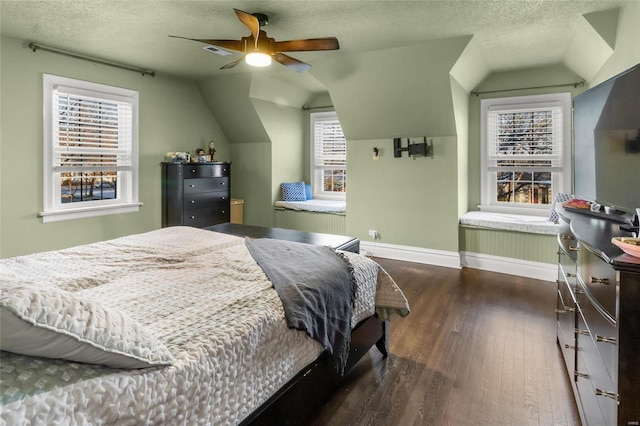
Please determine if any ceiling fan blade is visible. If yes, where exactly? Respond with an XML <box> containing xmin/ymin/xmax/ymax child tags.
<box><xmin>274</xmin><ymin>37</ymin><xmax>340</xmax><ymax>52</ymax></box>
<box><xmin>273</xmin><ymin>53</ymin><xmax>311</xmax><ymax>73</ymax></box>
<box><xmin>233</xmin><ymin>9</ymin><xmax>260</xmax><ymax>48</ymax></box>
<box><xmin>220</xmin><ymin>56</ymin><xmax>245</xmax><ymax>70</ymax></box>
<box><xmin>169</xmin><ymin>35</ymin><xmax>245</xmax><ymax>52</ymax></box>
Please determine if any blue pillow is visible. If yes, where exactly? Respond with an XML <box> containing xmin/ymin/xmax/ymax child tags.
<box><xmin>305</xmin><ymin>184</ymin><xmax>313</xmax><ymax>200</ymax></box>
<box><xmin>281</xmin><ymin>182</ymin><xmax>306</xmax><ymax>201</ymax></box>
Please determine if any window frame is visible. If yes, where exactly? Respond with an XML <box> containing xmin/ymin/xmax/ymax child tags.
<box><xmin>40</xmin><ymin>74</ymin><xmax>141</xmax><ymax>223</ymax></box>
<box><xmin>310</xmin><ymin>111</ymin><xmax>347</xmax><ymax>200</ymax></box>
<box><xmin>480</xmin><ymin>93</ymin><xmax>572</xmax><ymax>215</ymax></box>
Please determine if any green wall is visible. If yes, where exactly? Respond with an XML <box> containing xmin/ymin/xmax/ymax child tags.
<box><xmin>345</xmin><ymin>136</ymin><xmax>459</xmax><ymax>251</ymax></box>
<box><xmin>0</xmin><ymin>36</ymin><xmax>229</xmax><ymax>257</ymax></box>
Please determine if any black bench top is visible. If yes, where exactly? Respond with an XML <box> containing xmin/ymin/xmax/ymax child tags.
<box><xmin>205</xmin><ymin>223</ymin><xmax>360</xmax><ymax>253</ymax></box>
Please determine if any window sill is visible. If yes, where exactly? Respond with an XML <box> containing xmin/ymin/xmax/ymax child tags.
<box><xmin>39</xmin><ymin>202</ymin><xmax>142</xmax><ymax>223</ymax></box>
<box><xmin>478</xmin><ymin>204</ymin><xmax>549</xmax><ymax>217</ymax></box>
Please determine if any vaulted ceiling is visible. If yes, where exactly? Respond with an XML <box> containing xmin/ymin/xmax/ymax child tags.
<box><xmin>0</xmin><ymin>0</ymin><xmax>628</xmax><ymax>92</ymax></box>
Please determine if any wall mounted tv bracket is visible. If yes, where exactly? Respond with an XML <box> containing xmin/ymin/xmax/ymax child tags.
<box><xmin>393</xmin><ymin>137</ymin><xmax>433</xmax><ymax>158</ymax></box>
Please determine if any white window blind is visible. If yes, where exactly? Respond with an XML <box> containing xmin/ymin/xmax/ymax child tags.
<box><xmin>53</xmin><ymin>85</ymin><xmax>133</xmax><ymax>173</ymax></box>
<box><xmin>310</xmin><ymin>111</ymin><xmax>347</xmax><ymax>198</ymax></box>
<box><xmin>486</xmin><ymin>104</ymin><xmax>563</xmax><ymax>171</ymax></box>
<box><xmin>313</xmin><ymin>118</ymin><xmax>346</xmax><ymax>169</ymax></box>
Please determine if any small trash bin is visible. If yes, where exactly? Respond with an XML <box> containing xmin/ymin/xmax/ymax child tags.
<box><xmin>230</xmin><ymin>198</ymin><xmax>244</xmax><ymax>224</ymax></box>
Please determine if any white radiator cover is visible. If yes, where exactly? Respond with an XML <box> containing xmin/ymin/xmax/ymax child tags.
<box><xmin>274</xmin><ymin>210</ymin><xmax>346</xmax><ymax>235</ymax></box>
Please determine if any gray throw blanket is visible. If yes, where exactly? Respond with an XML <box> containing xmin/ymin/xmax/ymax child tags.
<box><xmin>244</xmin><ymin>237</ymin><xmax>356</xmax><ymax>374</ymax></box>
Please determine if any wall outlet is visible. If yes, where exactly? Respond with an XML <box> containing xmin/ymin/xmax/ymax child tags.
<box><xmin>368</xmin><ymin>229</ymin><xmax>378</xmax><ymax>239</ymax></box>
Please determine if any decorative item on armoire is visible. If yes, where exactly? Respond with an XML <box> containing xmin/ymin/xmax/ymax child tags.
<box><xmin>164</xmin><ymin>152</ymin><xmax>190</xmax><ymax>163</ymax></box>
<box><xmin>208</xmin><ymin>141</ymin><xmax>216</xmax><ymax>162</ymax></box>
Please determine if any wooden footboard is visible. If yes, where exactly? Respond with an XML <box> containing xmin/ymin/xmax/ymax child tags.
<box><xmin>241</xmin><ymin>315</ymin><xmax>388</xmax><ymax>425</ymax></box>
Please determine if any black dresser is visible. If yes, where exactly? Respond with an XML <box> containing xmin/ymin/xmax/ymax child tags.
<box><xmin>161</xmin><ymin>162</ymin><xmax>231</xmax><ymax>228</ymax></box>
<box><xmin>556</xmin><ymin>206</ymin><xmax>640</xmax><ymax>426</ymax></box>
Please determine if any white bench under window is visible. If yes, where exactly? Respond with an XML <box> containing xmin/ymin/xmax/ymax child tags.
<box><xmin>274</xmin><ymin>199</ymin><xmax>346</xmax><ymax>214</ymax></box>
<box><xmin>460</xmin><ymin>211</ymin><xmax>559</xmax><ymax>235</ymax></box>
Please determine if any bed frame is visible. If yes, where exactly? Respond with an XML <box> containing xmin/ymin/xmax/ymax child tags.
<box><xmin>242</xmin><ymin>315</ymin><xmax>389</xmax><ymax>425</ymax></box>
<box><xmin>206</xmin><ymin>223</ymin><xmax>387</xmax><ymax>425</ymax></box>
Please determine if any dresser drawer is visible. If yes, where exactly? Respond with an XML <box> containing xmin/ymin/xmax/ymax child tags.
<box><xmin>579</xmin><ymin>249</ymin><xmax>618</xmax><ymax>320</ymax></box>
<box><xmin>559</xmin><ymin>253</ymin><xmax>577</xmax><ymax>293</ymax></box>
<box><xmin>557</xmin><ymin>218</ymin><xmax>578</xmax><ymax>260</ymax></box>
<box><xmin>576</xmin><ymin>311</ymin><xmax>618</xmax><ymax>425</ymax></box>
<box><xmin>580</xmin><ymin>292</ymin><xmax>619</xmax><ymax>383</ymax></box>
<box><xmin>184</xmin><ymin>192</ymin><xmax>229</xmax><ymax>211</ymax></box>
<box><xmin>183</xmin><ymin>208</ymin><xmax>229</xmax><ymax>228</ymax></box>
<box><xmin>183</xmin><ymin>177</ymin><xmax>229</xmax><ymax>194</ymax></box>
<box><xmin>557</xmin><ymin>285</ymin><xmax>576</xmax><ymax>374</ymax></box>
<box><xmin>184</xmin><ymin>164</ymin><xmax>230</xmax><ymax>178</ymax></box>
<box><xmin>575</xmin><ymin>348</ymin><xmax>609</xmax><ymax>426</ymax></box>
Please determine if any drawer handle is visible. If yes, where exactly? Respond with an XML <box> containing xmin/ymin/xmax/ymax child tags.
<box><xmin>190</xmin><ymin>215</ymin><xmax>195</xmax><ymax>219</ymax></box>
<box><xmin>595</xmin><ymin>388</ymin><xmax>619</xmax><ymax>402</ymax></box>
<box><xmin>191</xmin><ymin>169</ymin><xmax>196</xmax><ymax>173</ymax></box>
<box><xmin>575</xmin><ymin>287</ymin><xmax>584</xmax><ymax>294</ymax></box>
<box><xmin>191</xmin><ymin>200</ymin><xmax>195</xmax><ymax>204</ymax></box>
<box><xmin>564</xmin><ymin>344</ymin><xmax>576</xmax><ymax>350</ymax></box>
<box><xmin>220</xmin><ymin>182</ymin><xmax>225</xmax><ymax>185</ymax></box>
<box><xmin>566</xmin><ymin>272</ymin><xmax>576</xmax><ymax>278</ymax></box>
<box><xmin>574</xmin><ymin>329</ymin><xmax>590</xmax><ymax>336</ymax></box>
<box><xmin>555</xmin><ymin>306</ymin><xmax>575</xmax><ymax>314</ymax></box>
<box><xmin>561</xmin><ymin>234</ymin><xmax>575</xmax><ymax>240</ymax></box>
<box><xmin>221</xmin><ymin>210</ymin><xmax>225</xmax><ymax>214</ymax></box>
<box><xmin>190</xmin><ymin>184</ymin><xmax>196</xmax><ymax>188</ymax></box>
<box><xmin>574</xmin><ymin>371</ymin><xmax>589</xmax><ymax>379</ymax></box>
<box><xmin>590</xmin><ymin>276</ymin><xmax>610</xmax><ymax>285</ymax></box>
<box><xmin>595</xmin><ymin>335</ymin><xmax>617</xmax><ymax>345</ymax></box>
<box><xmin>568</xmin><ymin>246</ymin><xmax>579</xmax><ymax>252</ymax></box>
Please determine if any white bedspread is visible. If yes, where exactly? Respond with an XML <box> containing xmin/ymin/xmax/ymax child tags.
<box><xmin>0</xmin><ymin>226</ymin><xmax>408</xmax><ymax>425</ymax></box>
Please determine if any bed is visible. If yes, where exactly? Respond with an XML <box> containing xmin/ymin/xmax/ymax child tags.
<box><xmin>0</xmin><ymin>226</ymin><xmax>409</xmax><ymax>425</ymax></box>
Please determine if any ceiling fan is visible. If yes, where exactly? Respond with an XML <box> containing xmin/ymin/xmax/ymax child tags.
<box><xmin>170</xmin><ymin>8</ymin><xmax>339</xmax><ymax>72</ymax></box>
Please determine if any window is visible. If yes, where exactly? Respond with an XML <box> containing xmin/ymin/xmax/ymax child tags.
<box><xmin>480</xmin><ymin>93</ymin><xmax>571</xmax><ymax>215</ymax></box>
<box><xmin>310</xmin><ymin>111</ymin><xmax>346</xmax><ymax>200</ymax></box>
<box><xmin>41</xmin><ymin>74</ymin><xmax>140</xmax><ymax>222</ymax></box>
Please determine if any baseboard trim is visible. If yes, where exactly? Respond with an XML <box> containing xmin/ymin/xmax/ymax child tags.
<box><xmin>359</xmin><ymin>241</ymin><xmax>461</xmax><ymax>269</ymax></box>
<box><xmin>460</xmin><ymin>251</ymin><xmax>556</xmax><ymax>282</ymax></box>
<box><xmin>360</xmin><ymin>242</ymin><xmax>556</xmax><ymax>282</ymax></box>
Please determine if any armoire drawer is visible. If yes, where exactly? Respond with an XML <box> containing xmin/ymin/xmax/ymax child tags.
<box><xmin>184</xmin><ymin>192</ymin><xmax>229</xmax><ymax>211</ymax></box>
<box><xmin>578</xmin><ymin>249</ymin><xmax>618</xmax><ymax>320</ymax></box>
<box><xmin>184</xmin><ymin>164</ymin><xmax>230</xmax><ymax>178</ymax></box>
<box><xmin>183</xmin><ymin>208</ymin><xmax>229</xmax><ymax>228</ymax></box>
<box><xmin>183</xmin><ymin>177</ymin><xmax>229</xmax><ymax>194</ymax></box>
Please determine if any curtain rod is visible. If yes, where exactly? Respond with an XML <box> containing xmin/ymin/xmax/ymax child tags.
<box><xmin>302</xmin><ymin>105</ymin><xmax>333</xmax><ymax>111</ymax></box>
<box><xmin>470</xmin><ymin>80</ymin><xmax>584</xmax><ymax>97</ymax></box>
<box><xmin>28</xmin><ymin>42</ymin><xmax>156</xmax><ymax>77</ymax></box>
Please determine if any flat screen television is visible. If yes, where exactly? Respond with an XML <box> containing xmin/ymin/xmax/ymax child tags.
<box><xmin>573</xmin><ymin>63</ymin><xmax>640</xmax><ymax>217</ymax></box>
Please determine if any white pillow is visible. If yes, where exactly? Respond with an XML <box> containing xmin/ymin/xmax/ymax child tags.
<box><xmin>0</xmin><ymin>281</ymin><xmax>174</xmax><ymax>369</ymax></box>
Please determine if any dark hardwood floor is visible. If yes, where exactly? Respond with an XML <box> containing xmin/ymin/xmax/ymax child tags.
<box><xmin>309</xmin><ymin>258</ymin><xmax>581</xmax><ymax>426</ymax></box>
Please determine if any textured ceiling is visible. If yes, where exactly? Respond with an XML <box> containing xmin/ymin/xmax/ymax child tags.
<box><xmin>0</xmin><ymin>0</ymin><xmax>628</xmax><ymax>91</ymax></box>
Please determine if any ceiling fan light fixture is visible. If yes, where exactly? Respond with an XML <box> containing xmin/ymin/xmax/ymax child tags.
<box><xmin>245</xmin><ymin>52</ymin><xmax>272</xmax><ymax>67</ymax></box>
